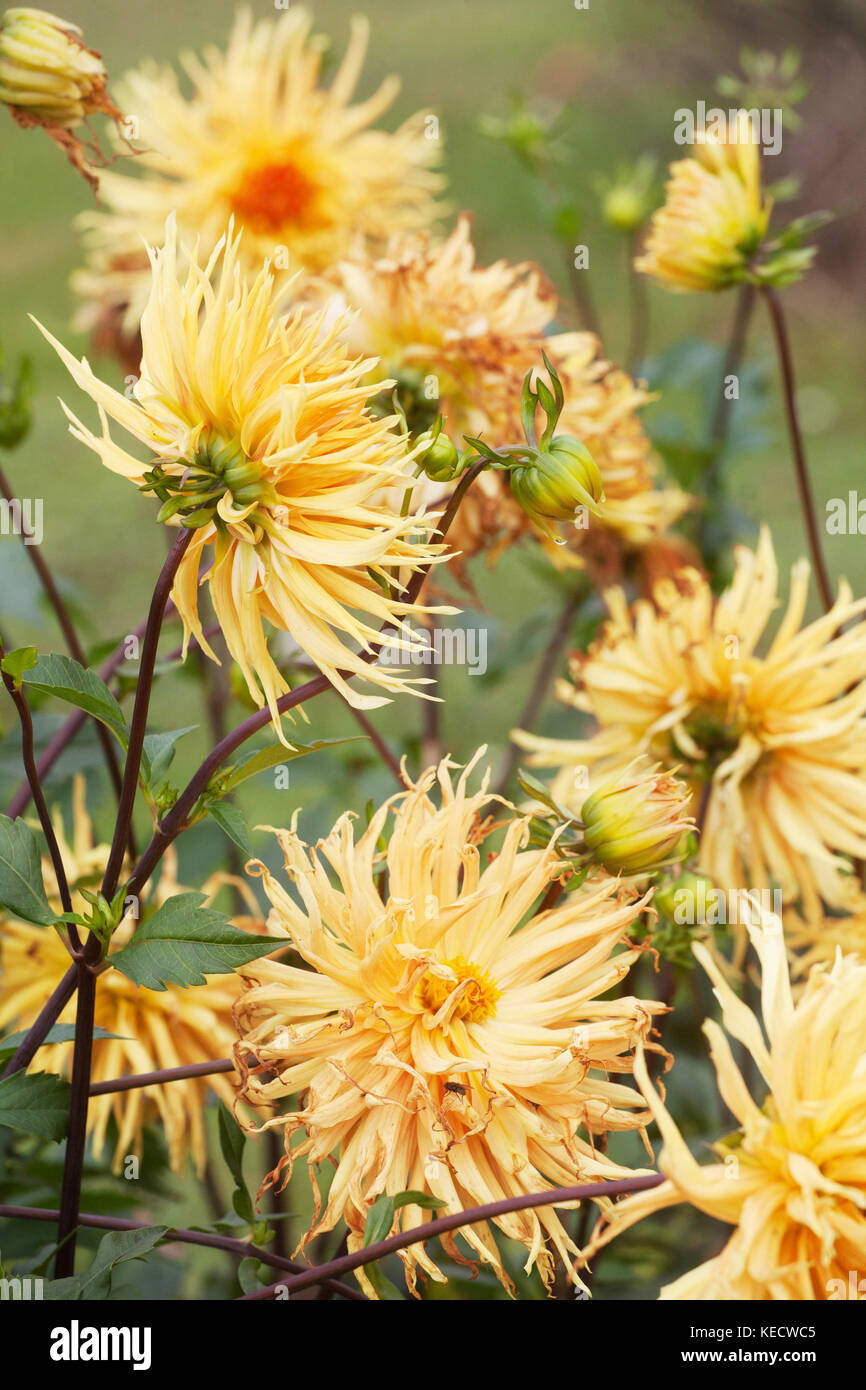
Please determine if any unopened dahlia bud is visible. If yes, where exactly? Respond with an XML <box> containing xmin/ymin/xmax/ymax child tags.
<box><xmin>509</xmin><ymin>434</ymin><xmax>603</xmax><ymax>532</ymax></box>
<box><xmin>581</xmin><ymin>762</ymin><xmax>693</xmax><ymax>876</ymax></box>
<box><xmin>417</xmin><ymin>427</ymin><xmax>460</xmax><ymax>482</ymax></box>
<box><xmin>0</xmin><ymin>8</ymin><xmax>121</xmax><ymax>189</ymax></box>
<box><xmin>599</xmin><ymin>155</ymin><xmax>657</xmax><ymax>234</ymax></box>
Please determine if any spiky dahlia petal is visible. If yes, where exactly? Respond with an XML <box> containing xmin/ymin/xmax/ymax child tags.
<box><xmin>583</xmin><ymin>899</ymin><xmax>866</xmax><ymax>1299</ymax></box>
<box><xmin>514</xmin><ymin>527</ymin><xmax>866</xmax><ymax>925</ymax></box>
<box><xmin>71</xmin><ymin>7</ymin><xmax>444</xmax><ymax>339</ymax></box>
<box><xmin>37</xmin><ymin>216</ymin><xmax>454</xmax><ymax>735</ymax></box>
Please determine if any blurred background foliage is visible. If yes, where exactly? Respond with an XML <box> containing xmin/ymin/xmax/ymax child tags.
<box><xmin>0</xmin><ymin>0</ymin><xmax>864</xmax><ymax>1298</ymax></box>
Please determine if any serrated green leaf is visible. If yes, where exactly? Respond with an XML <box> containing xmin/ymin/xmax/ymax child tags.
<box><xmin>0</xmin><ymin>814</ymin><xmax>55</xmax><ymax>925</ymax></box>
<box><xmin>221</xmin><ymin>737</ymin><xmax>362</xmax><ymax>793</ymax></box>
<box><xmin>22</xmin><ymin>654</ymin><xmax>128</xmax><ymax>746</ymax></box>
<box><xmin>0</xmin><ymin>1070</ymin><xmax>71</xmax><ymax>1140</ymax></box>
<box><xmin>108</xmin><ymin>891</ymin><xmax>276</xmax><ymax>990</ymax></box>
<box><xmin>43</xmin><ymin>1225</ymin><xmax>167</xmax><ymax>1300</ymax></box>
<box><xmin>141</xmin><ymin>725</ymin><xmax>198</xmax><ymax>788</ymax></box>
<box><xmin>0</xmin><ymin>1023</ymin><xmax>123</xmax><ymax>1059</ymax></box>
<box><xmin>209</xmin><ymin>801</ymin><xmax>252</xmax><ymax>857</ymax></box>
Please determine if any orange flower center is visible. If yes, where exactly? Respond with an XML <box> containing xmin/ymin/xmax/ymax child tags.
<box><xmin>421</xmin><ymin>954</ymin><xmax>501</xmax><ymax>1024</ymax></box>
<box><xmin>229</xmin><ymin>156</ymin><xmax>324</xmax><ymax>235</ymax></box>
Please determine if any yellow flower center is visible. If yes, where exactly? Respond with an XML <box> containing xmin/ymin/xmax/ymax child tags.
<box><xmin>229</xmin><ymin>154</ymin><xmax>324</xmax><ymax>235</ymax></box>
<box><xmin>420</xmin><ymin>954</ymin><xmax>501</xmax><ymax>1024</ymax></box>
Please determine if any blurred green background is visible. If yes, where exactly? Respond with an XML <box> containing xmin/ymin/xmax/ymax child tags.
<box><xmin>1</xmin><ymin>0</ymin><xmax>865</xmax><ymax>1299</ymax></box>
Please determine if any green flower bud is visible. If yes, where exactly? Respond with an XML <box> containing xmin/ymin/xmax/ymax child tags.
<box><xmin>418</xmin><ymin>429</ymin><xmax>460</xmax><ymax>482</ymax></box>
<box><xmin>597</xmin><ymin>155</ymin><xmax>658</xmax><ymax>236</ymax></box>
<box><xmin>654</xmin><ymin>870</ymin><xmax>717</xmax><ymax>926</ymax></box>
<box><xmin>509</xmin><ymin>434</ymin><xmax>603</xmax><ymax>531</ymax></box>
<box><xmin>581</xmin><ymin>763</ymin><xmax>693</xmax><ymax>877</ymax></box>
<box><xmin>602</xmin><ymin>185</ymin><xmax>647</xmax><ymax>234</ymax></box>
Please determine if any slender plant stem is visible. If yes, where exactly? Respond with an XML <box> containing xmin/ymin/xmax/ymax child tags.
<box><xmin>54</xmin><ymin>962</ymin><xmax>96</xmax><ymax>1276</ymax></box>
<box><xmin>340</xmin><ymin>698</ymin><xmax>406</xmax><ymax>787</ymax></box>
<box><xmin>563</xmin><ymin>244</ymin><xmax>602</xmax><ymax>339</ymax></box>
<box><xmin>240</xmin><ymin>1173</ymin><xmax>666</xmax><ymax>1299</ymax></box>
<box><xmin>89</xmin><ymin>1056</ymin><xmax>235</xmax><ymax>1095</ymax></box>
<box><xmin>52</xmin><ymin>532</ymin><xmax>190</xmax><ymax>1277</ymax></box>
<box><xmin>495</xmin><ymin>587</ymin><xmax>583</xmax><ymax>795</ymax></box>
<box><xmin>5</xmin><ymin>610</ymin><xmax>161</xmax><ymax>820</ymax></box>
<box><xmin>761</xmin><ymin>285</ymin><xmax>834</xmax><ymax>613</ymax></box>
<box><xmin>1</xmin><ymin>668</ymin><xmax>74</xmax><ymax>926</ymax></box>
<box><xmin>698</xmin><ymin>284</ymin><xmax>756</xmax><ymax>560</ymax></box>
<box><xmin>101</xmin><ymin>529</ymin><xmax>192</xmax><ymax>901</ymax></box>
<box><xmin>265</xmin><ymin>1127</ymin><xmax>290</xmax><ymax>1264</ymax></box>
<box><xmin>0</xmin><ymin>464</ymin><xmax>127</xmax><ymax>822</ymax></box>
<box><xmin>124</xmin><ymin>461</ymin><xmax>488</xmax><ymax>901</ymax></box>
<box><xmin>709</xmin><ymin>284</ymin><xmax>755</xmax><ymax>454</ymax></box>
<box><xmin>0</xmin><ymin>962</ymin><xmax>77</xmax><ymax>1078</ymax></box>
<box><xmin>419</xmin><ymin>613</ymin><xmax>442</xmax><ymax>767</ymax></box>
<box><xmin>0</xmin><ymin>1204</ymin><xmax>367</xmax><ymax>1300</ymax></box>
<box><xmin>626</xmin><ymin>232</ymin><xmax>650</xmax><ymax>373</ymax></box>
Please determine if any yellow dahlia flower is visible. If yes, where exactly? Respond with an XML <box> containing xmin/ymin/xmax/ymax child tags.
<box><xmin>72</xmin><ymin>6</ymin><xmax>443</xmax><ymax>349</ymax></box>
<box><xmin>636</xmin><ymin>110</ymin><xmax>772</xmax><ymax>292</ymax></box>
<box><xmin>514</xmin><ymin>528</ymin><xmax>866</xmax><ymax>924</ymax></box>
<box><xmin>583</xmin><ymin>899</ymin><xmax>866</xmax><ymax>1299</ymax></box>
<box><xmin>234</xmin><ymin>751</ymin><xmax>666</xmax><ymax>1297</ymax></box>
<box><xmin>37</xmin><ymin>217</ymin><xmax>450</xmax><ymax>732</ymax></box>
<box><xmin>0</xmin><ymin>780</ymin><xmax>266</xmax><ymax>1173</ymax></box>
<box><xmin>0</xmin><ymin>7</ymin><xmax>120</xmax><ymax>187</ymax></box>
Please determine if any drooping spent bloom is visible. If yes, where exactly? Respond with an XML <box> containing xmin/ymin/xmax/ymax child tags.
<box><xmin>71</xmin><ymin>7</ymin><xmax>443</xmax><ymax>355</ymax></box>
<box><xmin>327</xmin><ymin>215</ymin><xmax>560</xmax><ymax>441</ymax></box>
<box><xmin>0</xmin><ymin>780</ymin><xmax>270</xmax><ymax>1173</ymax></box>
<box><xmin>514</xmin><ymin>528</ymin><xmax>866</xmax><ymax>925</ymax></box>
<box><xmin>0</xmin><ymin>6</ymin><xmax>121</xmax><ymax>188</ymax></box>
<box><xmin>582</xmin><ymin>898</ymin><xmax>866</xmax><ymax>1299</ymax></box>
<box><xmin>233</xmin><ymin>751</ymin><xmax>667</xmax><ymax>1297</ymax></box>
<box><xmin>636</xmin><ymin>110</ymin><xmax>771</xmax><ymax>292</ymax></box>
<box><xmin>37</xmin><ymin>217</ymin><xmax>452</xmax><ymax>733</ymax></box>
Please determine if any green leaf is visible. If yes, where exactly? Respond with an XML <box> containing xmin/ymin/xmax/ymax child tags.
<box><xmin>393</xmin><ymin>1189</ymin><xmax>443</xmax><ymax>1212</ymax></box>
<box><xmin>209</xmin><ymin>801</ymin><xmax>252</xmax><ymax>857</ymax></box>
<box><xmin>236</xmin><ymin>1257</ymin><xmax>265</xmax><ymax>1295</ymax></box>
<box><xmin>0</xmin><ymin>814</ymin><xmax>55</xmax><ymax>925</ymax></box>
<box><xmin>22</xmin><ymin>653</ymin><xmax>128</xmax><ymax>746</ymax></box>
<box><xmin>0</xmin><ymin>1023</ymin><xmax>123</xmax><ymax>1059</ymax></box>
<box><xmin>1</xmin><ymin>646</ymin><xmax>38</xmax><ymax>687</ymax></box>
<box><xmin>218</xmin><ymin>1103</ymin><xmax>256</xmax><ymax>1226</ymax></box>
<box><xmin>0</xmin><ymin>1070</ymin><xmax>71</xmax><ymax>1140</ymax></box>
<box><xmin>43</xmin><ymin>1226</ymin><xmax>167</xmax><ymax>1300</ymax></box>
<box><xmin>221</xmin><ymin>737</ymin><xmax>362</xmax><ymax>793</ymax></box>
<box><xmin>141</xmin><ymin>725</ymin><xmax>198</xmax><ymax>788</ymax></box>
<box><xmin>363</xmin><ymin>1194</ymin><xmax>395</xmax><ymax>1247</ymax></box>
<box><xmin>108</xmin><ymin>891</ymin><xmax>276</xmax><ymax>990</ymax></box>
<box><xmin>217</xmin><ymin>1102</ymin><xmax>247</xmax><ymax>1192</ymax></box>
